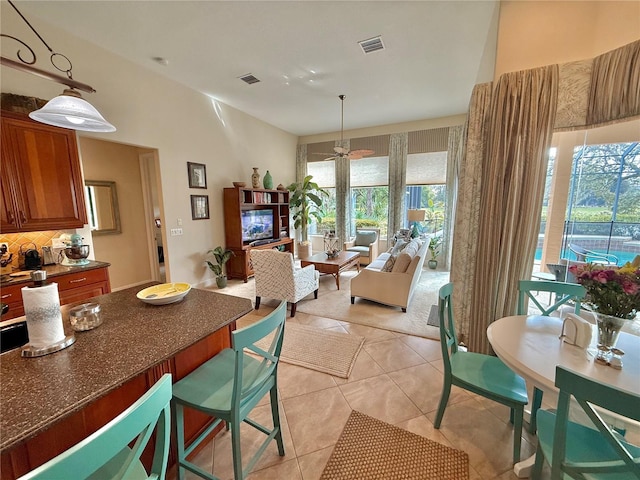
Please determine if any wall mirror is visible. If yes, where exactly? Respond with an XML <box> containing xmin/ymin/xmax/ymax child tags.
<box><xmin>85</xmin><ymin>180</ymin><xmax>121</xmax><ymax>235</ymax></box>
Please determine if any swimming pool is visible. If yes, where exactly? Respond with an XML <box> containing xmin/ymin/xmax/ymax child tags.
<box><xmin>535</xmin><ymin>248</ymin><xmax>638</xmax><ymax>265</ymax></box>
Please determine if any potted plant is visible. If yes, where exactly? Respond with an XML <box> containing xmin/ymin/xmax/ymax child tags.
<box><xmin>206</xmin><ymin>246</ymin><xmax>234</xmax><ymax>288</ymax></box>
<box><xmin>427</xmin><ymin>235</ymin><xmax>442</xmax><ymax>269</ymax></box>
<box><xmin>287</xmin><ymin>175</ymin><xmax>328</xmax><ymax>258</ymax></box>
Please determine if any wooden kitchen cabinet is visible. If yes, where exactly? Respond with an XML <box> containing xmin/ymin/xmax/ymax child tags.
<box><xmin>1</xmin><ymin>266</ymin><xmax>111</xmax><ymax>321</ymax></box>
<box><xmin>0</xmin><ymin>111</ymin><xmax>87</xmax><ymax>233</ymax></box>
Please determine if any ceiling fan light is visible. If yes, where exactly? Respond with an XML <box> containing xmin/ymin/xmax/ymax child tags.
<box><xmin>29</xmin><ymin>89</ymin><xmax>116</xmax><ymax>132</ymax></box>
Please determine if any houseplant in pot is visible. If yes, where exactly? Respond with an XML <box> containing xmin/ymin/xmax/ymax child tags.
<box><xmin>427</xmin><ymin>235</ymin><xmax>442</xmax><ymax>269</ymax></box>
<box><xmin>206</xmin><ymin>246</ymin><xmax>234</xmax><ymax>288</ymax></box>
<box><xmin>287</xmin><ymin>175</ymin><xmax>328</xmax><ymax>259</ymax></box>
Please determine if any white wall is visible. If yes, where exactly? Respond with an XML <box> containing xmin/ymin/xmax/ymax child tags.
<box><xmin>1</xmin><ymin>5</ymin><xmax>298</xmax><ymax>287</ymax></box>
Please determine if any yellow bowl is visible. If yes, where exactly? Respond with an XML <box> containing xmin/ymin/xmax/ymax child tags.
<box><xmin>137</xmin><ymin>283</ymin><xmax>191</xmax><ymax>305</ymax></box>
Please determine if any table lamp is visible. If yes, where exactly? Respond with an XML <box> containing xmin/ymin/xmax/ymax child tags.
<box><xmin>407</xmin><ymin>209</ymin><xmax>426</xmax><ymax>237</ymax></box>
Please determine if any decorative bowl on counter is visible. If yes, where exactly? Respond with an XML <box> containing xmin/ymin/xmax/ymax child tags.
<box><xmin>136</xmin><ymin>283</ymin><xmax>191</xmax><ymax>305</ymax></box>
<box><xmin>232</xmin><ymin>181</ymin><xmax>246</xmax><ymax>188</ymax></box>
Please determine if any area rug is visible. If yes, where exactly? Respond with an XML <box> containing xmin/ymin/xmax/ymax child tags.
<box><xmin>255</xmin><ymin>322</ymin><xmax>364</xmax><ymax>378</ymax></box>
<box><xmin>427</xmin><ymin>304</ymin><xmax>439</xmax><ymax>327</ymax></box>
<box><xmin>320</xmin><ymin>410</ymin><xmax>469</xmax><ymax>480</ymax></box>
<box><xmin>217</xmin><ymin>269</ymin><xmax>449</xmax><ymax>340</ymax></box>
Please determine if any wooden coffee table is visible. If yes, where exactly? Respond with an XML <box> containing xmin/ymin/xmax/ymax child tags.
<box><xmin>301</xmin><ymin>251</ymin><xmax>360</xmax><ymax>290</ymax></box>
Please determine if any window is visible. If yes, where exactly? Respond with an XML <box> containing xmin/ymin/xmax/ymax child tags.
<box><xmin>350</xmin><ymin>156</ymin><xmax>389</xmax><ymax>237</ymax></box>
<box><xmin>307</xmin><ymin>160</ymin><xmax>336</xmax><ymax>234</ymax></box>
<box><xmin>562</xmin><ymin>141</ymin><xmax>640</xmax><ymax>264</ymax></box>
<box><xmin>405</xmin><ymin>151</ymin><xmax>447</xmax><ymax>235</ymax></box>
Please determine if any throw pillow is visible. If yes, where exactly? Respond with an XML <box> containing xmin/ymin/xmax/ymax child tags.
<box><xmin>402</xmin><ymin>239</ymin><xmax>421</xmax><ymax>259</ymax></box>
<box><xmin>381</xmin><ymin>255</ymin><xmax>396</xmax><ymax>272</ymax></box>
<box><xmin>392</xmin><ymin>252</ymin><xmax>413</xmax><ymax>273</ymax></box>
<box><xmin>354</xmin><ymin>230</ymin><xmax>377</xmax><ymax>246</ymax></box>
<box><xmin>389</xmin><ymin>239</ymin><xmax>409</xmax><ymax>256</ymax></box>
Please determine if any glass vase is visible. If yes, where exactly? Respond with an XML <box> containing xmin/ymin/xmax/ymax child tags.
<box><xmin>595</xmin><ymin>313</ymin><xmax>628</xmax><ymax>365</ymax></box>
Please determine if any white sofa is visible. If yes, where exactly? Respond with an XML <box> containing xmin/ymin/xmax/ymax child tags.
<box><xmin>350</xmin><ymin>238</ymin><xmax>428</xmax><ymax>312</ymax></box>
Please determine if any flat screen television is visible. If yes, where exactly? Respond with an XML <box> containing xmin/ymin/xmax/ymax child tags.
<box><xmin>241</xmin><ymin>209</ymin><xmax>274</xmax><ymax>243</ymax></box>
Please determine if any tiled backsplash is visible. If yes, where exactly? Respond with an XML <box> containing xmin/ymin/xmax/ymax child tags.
<box><xmin>0</xmin><ymin>230</ymin><xmax>67</xmax><ymax>269</ymax></box>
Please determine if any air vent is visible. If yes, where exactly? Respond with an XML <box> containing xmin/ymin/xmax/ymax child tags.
<box><xmin>358</xmin><ymin>36</ymin><xmax>384</xmax><ymax>54</ymax></box>
<box><xmin>238</xmin><ymin>73</ymin><xmax>260</xmax><ymax>85</ymax></box>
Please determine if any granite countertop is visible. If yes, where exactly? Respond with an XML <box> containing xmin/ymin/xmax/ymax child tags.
<box><xmin>0</xmin><ymin>284</ymin><xmax>253</xmax><ymax>452</ymax></box>
<box><xmin>0</xmin><ymin>261</ymin><xmax>111</xmax><ymax>287</ymax></box>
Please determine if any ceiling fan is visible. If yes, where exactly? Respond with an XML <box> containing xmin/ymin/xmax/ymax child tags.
<box><xmin>316</xmin><ymin>95</ymin><xmax>375</xmax><ymax>161</ymax></box>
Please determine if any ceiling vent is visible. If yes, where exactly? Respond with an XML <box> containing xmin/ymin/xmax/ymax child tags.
<box><xmin>238</xmin><ymin>73</ymin><xmax>260</xmax><ymax>85</ymax></box>
<box><xmin>358</xmin><ymin>36</ymin><xmax>384</xmax><ymax>54</ymax></box>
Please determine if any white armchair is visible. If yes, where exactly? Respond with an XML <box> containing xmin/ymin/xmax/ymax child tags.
<box><xmin>250</xmin><ymin>249</ymin><xmax>319</xmax><ymax>317</ymax></box>
<box><xmin>344</xmin><ymin>228</ymin><xmax>380</xmax><ymax>265</ymax></box>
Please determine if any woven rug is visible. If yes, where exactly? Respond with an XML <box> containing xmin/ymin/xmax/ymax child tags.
<box><xmin>255</xmin><ymin>322</ymin><xmax>364</xmax><ymax>378</ymax></box>
<box><xmin>320</xmin><ymin>411</ymin><xmax>469</xmax><ymax>480</ymax></box>
<box><xmin>427</xmin><ymin>304</ymin><xmax>439</xmax><ymax>327</ymax></box>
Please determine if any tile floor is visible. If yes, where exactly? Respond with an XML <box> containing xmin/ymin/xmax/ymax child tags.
<box><xmin>171</xmin><ymin>309</ymin><xmax>543</xmax><ymax>480</ymax></box>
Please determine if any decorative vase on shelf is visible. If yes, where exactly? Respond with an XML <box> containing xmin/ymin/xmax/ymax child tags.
<box><xmin>263</xmin><ymin>170</ymin><xmax>273</xmax><ymax>189</ymax></box>
<box><xmin>251</xmin><ymin>168</ymin><xmax>260</xmax><ymax>188</ymax></box>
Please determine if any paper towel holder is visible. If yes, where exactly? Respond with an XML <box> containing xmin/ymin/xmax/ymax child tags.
<box><xmin>21</xmin><ymin>334</ymin><xmax>76</xmax><ymax>357</ymax></box>
<box><xmin>20</xmin><ymin>270</ymin><xmax>76</xmax><ymax>357</ymax></box>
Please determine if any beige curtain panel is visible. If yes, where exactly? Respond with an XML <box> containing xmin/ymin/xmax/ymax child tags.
<box><xmin>450</xmin><ymin>82</ymin><xmax>493</xmax><ymax>346</ymax></box>
<box><xmin>587</xmin><ymin>39</ymin><xmax>640</xmax><ymax>127</ymax></box>
<box><xmin>469</xmin><ymin>65</ymin><xmax>559</xmax><ymax>354</ymax></box>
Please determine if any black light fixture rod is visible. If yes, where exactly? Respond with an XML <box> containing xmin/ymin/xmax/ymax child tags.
<box><xmin>2</xmin><ymin>0</ymin><xmax>96</xmax><ymax>93</ymax></box>
<box><xmin>0</xmin><ymin>56</ymin><xmax>96</xmax><ymax>93</ymax></box>
<box><xmin>339</xmin><ymin>94</ymin><xmax>345</xmax><ymax>143</ymax></box>
<box><xmin>8</xmin><ymin>0</ymin><xmax>54</xmax><ymax>54</ymax></box>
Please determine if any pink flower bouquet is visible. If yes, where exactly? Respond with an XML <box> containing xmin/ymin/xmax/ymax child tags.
<box><xmin>569</xmin><ymin>261</ymin><xmax>640</xmax><ymax>320</ymax></box>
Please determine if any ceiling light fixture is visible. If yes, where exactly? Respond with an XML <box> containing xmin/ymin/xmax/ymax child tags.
<box><xmin>314</xmin><ymin>95</ymin><xmax>375</xmax><ymax>161</ymax></box>
<box><xmin>0</xmin><ymin>0</ymin><xmax>115</xmax><ymax>132</ymax></box>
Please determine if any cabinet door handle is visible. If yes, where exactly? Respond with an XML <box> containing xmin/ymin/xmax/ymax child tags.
<box><xmin>19</xmin><ymin>211</ymin><xmax>27</xmax><ymax>223</ymax></box>
<box><xmin>69</xmin><ymin>277</ymin><xmax>87</xmax><ymax>284</ymax></box>
<box><xmin>1</xmin><ymin>293</ymin><xmax>12</xmax><ymax>299</ymax></box>
<box><xmin>7</xmin><ymin>211</ymin><xmax>16</xmax><ymax>224</ymax></box>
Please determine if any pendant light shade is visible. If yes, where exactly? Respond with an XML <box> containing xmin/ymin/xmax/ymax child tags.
<box><xmin>28</xmin><ymin>89</ymin><xmax>116</xmax><ymax>132</ymax></box>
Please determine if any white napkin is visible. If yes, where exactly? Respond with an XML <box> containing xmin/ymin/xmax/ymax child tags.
<box><xmin>561</xmin><ymin>313</ymin><xmax>593</xmax><ymax>349</ymax></box>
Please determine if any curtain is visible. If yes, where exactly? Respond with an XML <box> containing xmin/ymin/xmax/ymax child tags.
<box><xmin>387</xmin><ymin>132</ymin><xmax>408</xmax><ymax>239</ymax></box>
<box><xmin>335</xmin><ymin>140</ymin><xmax>351</xmax><ymax>244</ymax></box>
<box><xmin>587</xmin><ymin>39</ymin><xmax>640</xmax><ymax>127</ymax></box>
<box><xmin>444</xmin><ymin>125</ymin><xmax>464</xmax><ymax>270</ymax></box>
<box><xmin>296</xmin><ymin>144</ymin><xmax>307</xmax><ymax>183</ymax></box>
<box><xmin>468</xmin><ymin>65</ymin><xmax>559</xmax><ymax>354</ymax></box>
<box><xmin>450</xmin><ymin>83</ymin><xmax>493</xmax><ymax>345</ymax></box>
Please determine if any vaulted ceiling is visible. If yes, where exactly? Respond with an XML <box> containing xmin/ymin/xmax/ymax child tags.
<box><xmin>10</xmin><ymin>1</ymin><xmax>500</xmax><ymax>136</ymax></box>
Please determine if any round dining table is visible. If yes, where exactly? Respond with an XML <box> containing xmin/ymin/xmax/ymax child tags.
<box><xmin>487</xmin><ymin>314</ymin><xmax>640</xmax><ymax>478</ymax></box>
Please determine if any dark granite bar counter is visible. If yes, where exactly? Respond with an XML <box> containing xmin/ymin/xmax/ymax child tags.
<box><xmin>0</xmin><ymin>260</ymin><xmax>111</xmax><ymax>288</ymax></box>
<box><xmin>0</xmin><ymin>283</ymin><xmax>252</xmax><ymax>452</ymax></box>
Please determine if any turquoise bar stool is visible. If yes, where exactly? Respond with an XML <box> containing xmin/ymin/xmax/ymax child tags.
<box><xmin>434</xmin><ymin>283</ymin><xmax>528</xmax><ymax>464</ymax></box>
<box><xmin>172</xmin><ymin>301</ymin><xmax>287</xmax><ymax>480</ymax></box>
<box><xmin>19</xmin><ymin>374</ymin><xmax>172</xmax><ymax>480</ymax></box>
<box><xmin>518</xmin><ymin>279</ymin><xmax>586</xmax><ymax>434</ymax></box>
<box><xmin>533</xmin><ymin>366</ymin><xmax>640</xmax><ymax>479</ymax></box>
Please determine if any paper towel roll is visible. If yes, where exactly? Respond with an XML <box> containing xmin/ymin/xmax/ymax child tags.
<box><xmin>21</xmin><ymin>283</ymin><xmax>65</xmax><ymax>348</ymax></box>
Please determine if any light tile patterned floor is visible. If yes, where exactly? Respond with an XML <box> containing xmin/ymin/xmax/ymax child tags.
<box><xmin>170</xmin><ymin>308</ymin><xmax>541</xmax><ymax>480</ymax></box>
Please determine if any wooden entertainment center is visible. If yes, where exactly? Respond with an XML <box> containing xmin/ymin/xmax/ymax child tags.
<box><xmin>223</xmin><ymin>186</ymin><xmax>293</xmax><ymax>282</ymax></box>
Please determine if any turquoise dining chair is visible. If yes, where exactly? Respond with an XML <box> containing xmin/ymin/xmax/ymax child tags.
<box><xmin>435</xmin><ymin>283</ymin><xmax>528</xmax><ymax>464</ymax></box>
<box><xmin>533</xmin><ymin>366</ymin><xmax>640</xmax><ymax>479</ymax></box>
<box><xmin>172</xmin><ymin>301</ymin><xmax>287</xmax><ymax>480</ymax></box>
<box><xmin>518</xmin><ymin>279</ymin><xmax>586</xmax><ymax>434</ymax></box>
<box><xmin>18</xmin><ymin>374</ymin><xmax>172</xmax><ymax>480</ymax></box>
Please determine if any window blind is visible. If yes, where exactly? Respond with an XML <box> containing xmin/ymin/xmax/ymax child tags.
<box><xmin>406</xmin><ymin>152</ymin><xmax>447</xmax><ymax>184</ymax></box>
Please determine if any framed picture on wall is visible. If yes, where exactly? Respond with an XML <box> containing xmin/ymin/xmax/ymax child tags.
<box><xmin>187</xmin><ymin>162</ymin><xmax>207</xmax><ymax>189</ymax></box>
<box><xmin>190</xmin><ymin>195</ymin><xmax>210</xmax><ymax>220</ymax></box>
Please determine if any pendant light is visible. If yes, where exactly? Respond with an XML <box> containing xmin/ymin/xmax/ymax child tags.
<box><xmin>29</xmin><ymin>88</ymin><xmax>116</xmax><ymax>132</ymax></box>
<box><xmin>1</xmin><ymin>0</ymin><xmax>116</xmax><ymax>132</ymax></box>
